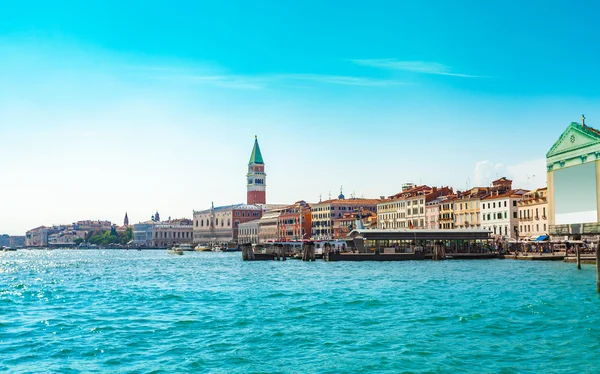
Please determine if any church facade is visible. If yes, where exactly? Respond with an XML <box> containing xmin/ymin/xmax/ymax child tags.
<box><xmin>547</xmin><ymin>116</ymin><xmax>600</xmax><ymax>239</ymax></box>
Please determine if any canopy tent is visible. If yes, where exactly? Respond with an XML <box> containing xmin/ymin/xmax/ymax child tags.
<box><xmin>534</xmin><ymin>235</ymin><xmax>549</xmax><ymax>242</ymax></box>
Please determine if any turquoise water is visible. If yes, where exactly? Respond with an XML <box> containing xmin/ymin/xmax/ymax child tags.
<box><xmin>1</xmin><ymin>250</ymin><xmax>600</xmax><ymax>373</ymax></box>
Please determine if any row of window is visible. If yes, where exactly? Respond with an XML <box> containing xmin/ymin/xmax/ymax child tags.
<box><xmin>481</xmin><ymin>212</ymin><xmax>518</xmax><ymax>221</ymax></box>
<box><xmin>154</xmin><ymin>231</ymin><xmax>191</xmax><ymax>238</ymax></box>
<box><xmin>520</xmin><ymin>224</ymin><xmax>547</xmax><ymax>233</ymax></box>
<box><xmin>482</xmin><ymin>200</ymin><xmax>517</xmax><ymax>210</ymax></box>
<box><xmin>482</xmin><ymin>225</ymin><xmax>516</xmax><ymax>236</ymax></box>
<box><xmin>519</xmin><ymin>207</ymin><xmax>546</xmax><ymax>219</ymax></box>
<box><xmin>378</xmin><ymin>219</ymin><xmax>425</xmax><ymax>229</ymax></box>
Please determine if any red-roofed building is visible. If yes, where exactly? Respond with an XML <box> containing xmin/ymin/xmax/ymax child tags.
<box><xmin>311</xmin><ymin>196</ymin><xmax>380</xmax><ymax>240</ymax></box>
<box><xmin>377</xmin><ymin>185</ymin><xmax>454</xmax><ymax>229</ymax></box>
<box><xmin>278</xmin><ymin>200</ymin><xmax>312</xmax><ymax>241</ymax></box>
<box><xmin>481</xmin><ymin>189</ymin><xmax>528</xmax><ymax>239</ymax></box>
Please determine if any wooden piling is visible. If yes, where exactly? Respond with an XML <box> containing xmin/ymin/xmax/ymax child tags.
<box><xmin>242</xmin><ymin>244</ymin><xmax>248</xmax><ymax>261</ymax></box>
<box><xmin>302</xmin><ymin>242</ymin><xmax>315</xmax><ymax>261</ymax></box>
<box><xmin>576</xmin><ymin>245</ymin><xmax>581</xmax><ymax>270</ymax></box>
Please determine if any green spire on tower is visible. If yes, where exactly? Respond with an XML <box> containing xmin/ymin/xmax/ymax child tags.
<box><xmin>248</xmin><ymin>135</ymin><xmax>264</xmax><ymax>164</ymax></box>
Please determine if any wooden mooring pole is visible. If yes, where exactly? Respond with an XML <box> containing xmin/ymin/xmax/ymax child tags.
<box><xmin>576</xmin><ymin>245</ymin><xmax>581</xmax><ymax>270</ymax></box>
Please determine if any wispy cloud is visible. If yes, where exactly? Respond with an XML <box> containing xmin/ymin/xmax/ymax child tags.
<box><xmin>276</xmin><ymin>74</ymin><xmax>406</xmax><ymax>87</ymax></box>
<box><xmin>352</xmin><ymin>59</ymin><xmax>484</xmax><ymax>78</ymax></box>
<box><xmin>183</xmin><ymin>75</ymin><xmax>265</xmax><ymax>90</ymax></box>
<box><xmin>152</xmin><ymin>69</ymin><xmax>406</xmax><ymax>89</ymax></box>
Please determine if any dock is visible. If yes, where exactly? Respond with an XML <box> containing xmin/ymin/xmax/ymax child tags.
<box><xmin>505</xmin><ymin>254</ymin><xmax>566</xmax><ymax>261</ymax></box>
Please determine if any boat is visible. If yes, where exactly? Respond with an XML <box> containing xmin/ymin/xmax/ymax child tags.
<box><xmin>212</xmin><ymin>244</ymin><xmax>228</xmax><ymax>252</ymax></box>
<box><xmin>178</xmin><ymin>243</ymin><xmax>194</xmax><ymax>251</ymax></box>
<box><xmin>222</xmin><ymin>242</ymin><xmax>240</xmax><ymax>252</ymax></box>
<box><xmin>168</xmin><ymin>245</ymin><xmax>184</xmax><ymax>255</ymax></box>
<box><xmin>194</xmin><ymin>244</ymin><xmax>212</xmax><ymax>252</ymax></box>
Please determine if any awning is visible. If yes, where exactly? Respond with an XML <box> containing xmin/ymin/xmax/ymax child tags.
<box><xmin>535</xmin><ymin>235</ymin><xmax>549</xmax><ymax>242</ymax></box>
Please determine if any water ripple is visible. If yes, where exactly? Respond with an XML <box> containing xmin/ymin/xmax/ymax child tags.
<box><xmin>1</xmin><ymin>250</ymin><xmax>600</xmax><ymax>372</ymax></box>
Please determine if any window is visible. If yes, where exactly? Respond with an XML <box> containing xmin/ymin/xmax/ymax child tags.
<box><xmin>493</xmin><ymin>202</ymin><xmax>496</xmax><ymax>208</ymax></box>
<box><xmin>195</xmin><ymin>220</ymin><xmax>198</xmax><ymax>227</ymax></box>
<box><xmin>504</xmin><ymin>212</ymin><xmax>507</xmax><ymax>219</ymax></box>
<box><xmin>504</xmin><ymin>201</ymin><xmax>507</xmax><ymax>207</ymax></box>
<box><xmin>513</xmin><ymin>212</ymin><xmax>517</xmax><ymax>219</ymax></box>
<box><xmin>513</xmin><ymin>201</ymin><xmax>517</xmax><ymax>207</ymax></box>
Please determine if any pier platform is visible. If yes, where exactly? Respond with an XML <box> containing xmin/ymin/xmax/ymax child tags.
<box><xmin>504</xmin><ymin>254</ymin><xmax>565</xmax><ymax>261</ymax></box>
<box><xmin>564</xmin><ymin>256</ymin><xmax>596</xmax><ymax>264</ymax></box>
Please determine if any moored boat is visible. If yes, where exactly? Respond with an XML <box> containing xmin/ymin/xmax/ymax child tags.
<box><xmin>194</xmin><ymin>244</ymin><xmax>212</xmax><ymax>252</ymax></box>
<box><xmin>178</xmin><ymin>243</ymin><xmax>194</xmax><ymax>251</ymax></box>
<box><xmin>211</xmin><ymin>244</ymin><xmax>226</xmax><ymax>252</ymax></box>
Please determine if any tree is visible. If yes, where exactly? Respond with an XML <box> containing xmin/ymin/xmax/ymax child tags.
<box><xmin>118</xmin><ymin>227</ymin><xmax>133</xmax><ymax>245</ymax></box>
<box><xmin>74</xmin><ymin>238</ymin><xmax>84</xmax><ymax>246</ymax></box>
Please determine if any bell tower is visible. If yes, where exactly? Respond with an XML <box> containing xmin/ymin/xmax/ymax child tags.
<box><xmin>247</xmin><ymin>136</ymin><xmax>266</xmax><ymax>205</ymax></box>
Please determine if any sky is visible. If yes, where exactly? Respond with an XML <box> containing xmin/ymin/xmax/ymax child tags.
<box><xmin>1</xmin><ymin>0</ymin><xmax>599</xmax><ymax>235</ymax></box>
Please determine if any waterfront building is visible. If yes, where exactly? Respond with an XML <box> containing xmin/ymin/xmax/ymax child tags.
<box><xmin>48</xmin><ymin>229</ymin><xmax>86</xmax><ymax>247</ymax></box>
<box><xmin>453</xmin><ymin>187</ymin><xmax>489</xmax><ymax>230</ymax></box>
<box><xmin>333</xmin><ymin>209</ymin><xmax>377</xmax><ymax>239</ymax></box>
<box><xmin>133</xmin><ymin>222</ymin><xmax>155</xmax><ymax>247</ymax></box>
<box><xmin>278</xmin><ymin>200</ymin><xmax>312</xmax><ymax>241</ymax></box>
<box><xmin>0</xmin><ymin>234</ymin><xmax>9</xmax><ymax>247</ymax></box>
<box><xmin>9</xmin><ymin>236</ymin><xmax>25</xmax><ymax>248</ymax></box>
<box><xmin>425</xmin><ymin>198</ymin><xmax>443</xmax><ymax>229</ymax></box>
<box><xmin>152</xmin><ymin>221</ymin><xmax>193</xmax><ymax>248</ymax></box>
<box><xmin>25</xmin><ymin>226</ymin><xmax>50</xmax><ymax>247</ymax></box>
<box><xmin>378</xmin><ymin>186</ymin><xmax>454</xmax><ymax>230</ymax></box>
<box><xmin>547</xmin><ymin>116</ymin><xmax>600</xmax><ymax>239</ymax></box>
<box><xmin>454</xmin><ymin>179</ymin><xmax>514</xmax><ymax>231</ymax></box>
<box><xmin>74</xmin><ymin>220</ymin><xmax>112</xmax><ymax>232</ymax></box>
<box><xmin>238</xmin><ymin>220</ymin><xmax>260</xmax><ymax>244</ymax></box>
<box><xmin>312</xmin><ymin>194</ymin><xmax>380</xmax><ymax>240</ymax></box>
<box><xmin>247</xmin><ymin>136</ymin><xmax>266</xmax><ymax>205</ymax></box>
<box><xmin>193</xmin><ymin>203</ymin><xmax>263</xmax><ymax>244</ymax></box>
<box><xmin>518</xmin><ymin>187</ymin><xmax>549</xmax><ymax>240</ymax></box>
<box><xmin>481</xmin><ymin>189</ymin><xmax>527</xmax><ymax>240</ymax></box>
<box><xmin>439</xmin><ymin>196</ymin><xmax>456</xmax><ymax>229</ymax></box>
<box><xmin>257</xmin><ymin>207</ymin><xmax>286</xmax><ymax>243</ymax></box>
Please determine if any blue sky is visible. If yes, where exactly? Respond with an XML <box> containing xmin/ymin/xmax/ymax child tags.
<box><xmin>1</xmin><ymin>0</ymin><xmax>599</xmax><ymax>234</ymax></box>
